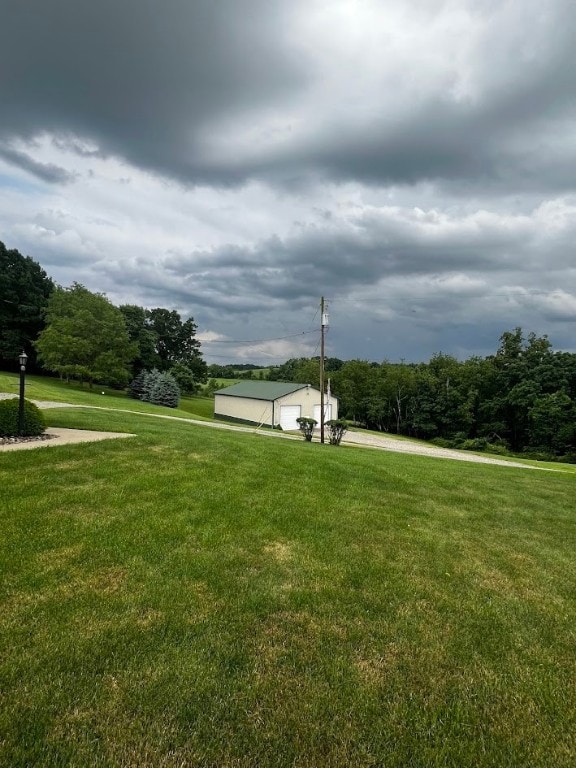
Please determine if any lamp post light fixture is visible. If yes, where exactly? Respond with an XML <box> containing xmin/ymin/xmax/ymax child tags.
<box><xmin>18</xmin><ymin>350</ymin><xmax>28</xmax><ymax>436</ymax></box>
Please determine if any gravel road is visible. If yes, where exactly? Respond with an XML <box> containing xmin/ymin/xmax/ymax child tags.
<box><xmin>341</xmin><ymin>430</ymin><xmax>536</xmax><ymax>468</ymax></box>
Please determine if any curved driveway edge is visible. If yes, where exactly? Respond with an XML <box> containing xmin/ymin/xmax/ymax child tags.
<box><xmin>340</xmin><ymin>430</ymin><xmax>541</xmax><ymax>469</ymax></box>
<box><xmin>0</xmin><ymin>393</ymin><xmax>549</xmax><ymax>469</ymax></box>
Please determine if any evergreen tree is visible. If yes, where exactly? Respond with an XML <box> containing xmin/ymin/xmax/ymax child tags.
<box><xmin>128</xmin><ymin>370</ymin><xmax>148</xmax><ymax>400</ymax></box>
<box><xmin>150</xmin><ymin>372</ymin><xmax>180</xmax><ymax>408</ymax></box>
<box><xmin>141</xmin><ymin>369</ymin><xmax>162</xmax><ymax>402</ymax></box>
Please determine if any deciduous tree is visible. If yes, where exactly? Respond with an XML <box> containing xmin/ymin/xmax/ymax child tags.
<box><xmin>0</xmin><ymin>241</ymin><xmax>54</xmax><ymax>370</ymax></box>
<box><xmin>147</xmin><ymin>308</ymin><xmax>207</xmax><ymax>381</ymax></box>
<box><xmin>35</xmin><ymin>283</ymin><xmax>136</xmax><ymax>387</ymax></box>
<box><xmin>119</xmin><ymin>304</ymin><xmax>160</xmax><ymax>374</ymax></box>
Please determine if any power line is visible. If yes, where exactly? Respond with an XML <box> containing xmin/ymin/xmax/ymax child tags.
<box><xmin>200</xmin><ymin>329</ymin><xmax>317</xmax><ymax>345</ymax></box>
<box><xmin>204</xmin><ymin>353</ymin><xmax>295</xmax><ymax>361</ymax></box>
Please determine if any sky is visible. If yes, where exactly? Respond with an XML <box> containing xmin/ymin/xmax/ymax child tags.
<box><xmin>1</xmin><ymin>0</ymin><xmax>576</xmax><ymax>365</ymax></box>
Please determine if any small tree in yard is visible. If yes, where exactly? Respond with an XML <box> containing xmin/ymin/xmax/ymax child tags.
<box><xmin>326</xmin><ymin>419</ymin><xmax>348</xmax><ymax>446</ymax></box>
<box><xmin>296</xmin><ymin>417</ymin><xmax>317</xmax><ymax>442</ymax></box>
<box><xmin>205</xmin><ymin>378</ymin><xmax>226</xmax><ymax>395</ymax></box>
<box><xmin>128</xmin><ymin>370</ymin><xmax>147</xmax><ymax>400</ymax></box>
<box><xmin>150</xmin><ymin>372</ymin><xmax>180</xmax><ymax>408</ymax></box>
<box><xmin>141</xmin><ymin>369</ymin><xmax>162</xmax><ymax>402</ymax></box>
<box><xmin>171</xmin><ymin>362</ymin><xmax>197</xmax><ymax>395</ymax></box>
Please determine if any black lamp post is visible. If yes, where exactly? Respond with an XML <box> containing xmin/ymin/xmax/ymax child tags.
<box><xmin>18</xmin><ymin>350</ymin><xmax>28</xmax><ymax>435</ymax></box>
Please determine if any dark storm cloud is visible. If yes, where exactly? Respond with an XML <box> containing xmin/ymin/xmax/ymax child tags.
<box><xmin>2</xmin><ymin>0</ymin><xmax>576</xmax><ymax>364</ymax></box>
<box><xmin>0</xmin><ymin>146</ymin><xmax>75</xmax><ymax>184</ymax></box>
<box><xmin>91</xmin><ymin>197</ymin><xmax>565</xmax><ymax>340</ymax></box>
<box><xmin>160</xmin><ymin>209</ymin><xmax>536</xmax><ymax>308</ymax></box>
<box><xmin>1</xmin><ymin>0</ymin><xmax>575</xmax><ymax>191</ymax></box>
<box><xmin>0</xmin><ymin>0</ymin><xmax>303</xmax><ymax>184</ymax></box>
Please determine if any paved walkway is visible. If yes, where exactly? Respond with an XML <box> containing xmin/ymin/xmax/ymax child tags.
<box><xmin>0</xmin><ymin>427</ymin><xmax>135</xmax><ymax>452</ymax></box>
<box><xmin>0</xmin><ymin>393</ymin><xmax>542</xmax><ymax>469</ymax></box>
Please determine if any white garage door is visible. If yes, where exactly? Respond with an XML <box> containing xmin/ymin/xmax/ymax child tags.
<box><xmin>313</xmin><ymin>404</ymin><xmax>332</xmax><ymax>424</ymax></box>
<box><xmin>280</xmin><ymin>405</ymin><xmax>301</xmax><ymax>431</ymax></box>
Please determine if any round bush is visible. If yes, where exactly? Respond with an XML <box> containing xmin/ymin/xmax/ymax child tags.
<box><xmin>0</xmin><ymin>398</ymin><xmax>46</xmax><ymax>437</ymax></box>
<box><xmin>326</xmin><ymin>419</ymin><xmax>348</xmax><ymax>446</ymax></box>
<box><xmin>296</xmin><ymin>416</ymin><xmax>317</xmax><ymax>441</ymax></box>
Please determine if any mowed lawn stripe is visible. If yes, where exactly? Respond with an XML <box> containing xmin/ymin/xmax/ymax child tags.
<box><xmin>1</xmin><ymin>407</ymin><xmax>575</xmax><ymax>767</ymax></box>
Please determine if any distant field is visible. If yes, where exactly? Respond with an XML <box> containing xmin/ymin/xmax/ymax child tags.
<box><xmin>207</xmin><ymin>377</ymin><xmax>240</xmax><ymax>386</ymax></box>
<box><xmin>232</xmin><ymin>368</ymin><xmax>270</xmax><ymax>377</ymax></box>
<box><xmin>1</xmin><ymin>403</ymin><xmax>575</xmax><ymax>767</ymax></box>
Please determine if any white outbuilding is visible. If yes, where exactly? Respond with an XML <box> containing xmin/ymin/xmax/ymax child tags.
<box><xmin>214</xmin><ymin>381</ymin><xmax>338</xmax><ymax>431</ymax></box>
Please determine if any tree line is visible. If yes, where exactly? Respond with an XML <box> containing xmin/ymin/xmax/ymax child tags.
<box><xmin>267</xmin><ymin>331</ymin><xmax>576</xmax><ymax>459</ymax></box>
<box><xmin>3</xmin><ymin>239</ymin><xmax>575</xmax><ymax>458</ymax></box>
<box><xmin>0</xmin><ymin>241</ymin><xmax>206</xmax><ymax>389</ymax></box>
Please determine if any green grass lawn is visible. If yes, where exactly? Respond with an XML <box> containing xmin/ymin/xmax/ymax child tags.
<box><xmin>1</xmin><ymin>403</ymin><xmax>576</xmax><ymax>766</ymax></box>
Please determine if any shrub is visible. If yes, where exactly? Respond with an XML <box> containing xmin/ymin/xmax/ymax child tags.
<box><xmin>150</xmin><ymin>372</ymin><xmax>180</xmax><ymax>408</ymax></box>
<box><xmin>171</xmin><ymin>363</ymin><xmax>198</xmax><ymax>395</ymax></box>
<box><xmin>0</xmin><ymin>398</ymin><xmax>46</xmax><ymax>437</ymax></box>
<box><xmin>326</xmin><ymin>419</ymin><xmax>348</xmax><ymax>446</ymax></box>
<box><xmin>484</xmin><ymin>442</ymin><xmax>511</xmax><ymax>456</ymax></box>
<box><xmin>461</xmin><ymin>438</ymin><xmax>488</xmax><ymax>452</ymax></box>
<box><xmin>521</xmin><ymin>447</ymin><xmax>553</xmax><ymax>462</ymax></box>
<box><xmin>205</xmin><ymin>378</ymin><xmax>226</xmax><ymax>395</ymax></box>
<box><xmin>296</xmin><ymin>417</ymin><xmax>317</xmax><ymax>442</ymax></box>
<box><xmin>450</xmin><ymin>434</ymin><xmax>466</xmax><ymax>448</ymax></box>
<box><xmin>556</xmin><ymin>453</ymin><xmax>576</xmax><ymax>464</ymax></box>
<box><xmin>430</xmin><ymin>437</ymin><xmax>453</xmax><ymax>448</ymax></box>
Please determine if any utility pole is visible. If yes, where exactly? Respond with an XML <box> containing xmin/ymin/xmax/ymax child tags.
<box><xmin>320</xmin><ymin>297</ymin><xmax>328</xmax><ymax>444</ymax></box>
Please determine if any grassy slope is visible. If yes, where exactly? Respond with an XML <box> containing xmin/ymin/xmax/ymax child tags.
<box><xmin>4</xmin><ymin>371</ymin><xmax>572</xmax><ymax>470</ymax></box>
<box><xmin>1</xmin><ymin>405</ymin><xmax>575</xmax><ymax>767</ymax></box>
<box><xmin>0</xmin><ymin>372</ymin><xmax>215</xmax><ymax>421</ymax></box>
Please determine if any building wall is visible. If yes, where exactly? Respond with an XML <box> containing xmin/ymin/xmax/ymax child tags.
<box><xmin>275</xmin><ymin>387</ymin><xmax>338</xmax><ymax>420</ymax></box>
<box><xmin>316</xmin><ymin>395</ymin><xmax>338</xmax><ymax>421</ymax></box>
<box><xmin>214</xmin><ymin>387</ymin><xmax>339</xmax><ymax>428</ymax></box>
<box><xmin>214</xmin><ymin>394</ymin><xmax>273</xmax><ymax>426</ymax></box>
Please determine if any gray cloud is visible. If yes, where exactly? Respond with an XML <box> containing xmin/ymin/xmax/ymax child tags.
<box><xmin>1</xmin><ymin>0</ymin><xmax>575</xmax><ymax>191</ymax></box>
<box><xmin>76</xmin><ymin>196</ymin><xmax>574</xmax><ymax>361</ymax></box>
<box><xmin>0</xmin><ymin>0</ymin><xmax>303</xmax><ymax>184</ymax></box>
<box><xmin>1</xmin><ymin>1</ymin><xmax>576</xmax><ymax>363</ymax></box>
<box><xmin>160</xmin><ymin>203</ymin><xmax>553</xmax><ymax>305</ymax></box>
<box><xmin>0</xmin><ymin>145</ymin><xmax>76</xmax><ymax>184</ymax></box>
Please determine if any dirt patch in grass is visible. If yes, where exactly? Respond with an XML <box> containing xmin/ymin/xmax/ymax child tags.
<box><xmin>263</xmin><ymin>541</ymin><xmax>293</xmax><ymax>563</ymax></box>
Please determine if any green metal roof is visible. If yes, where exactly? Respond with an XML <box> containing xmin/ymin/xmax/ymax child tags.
<box><xmin>216</xmin><ymin>381</ymin><xmax>309</xmax><ymax>401</ymax></box>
